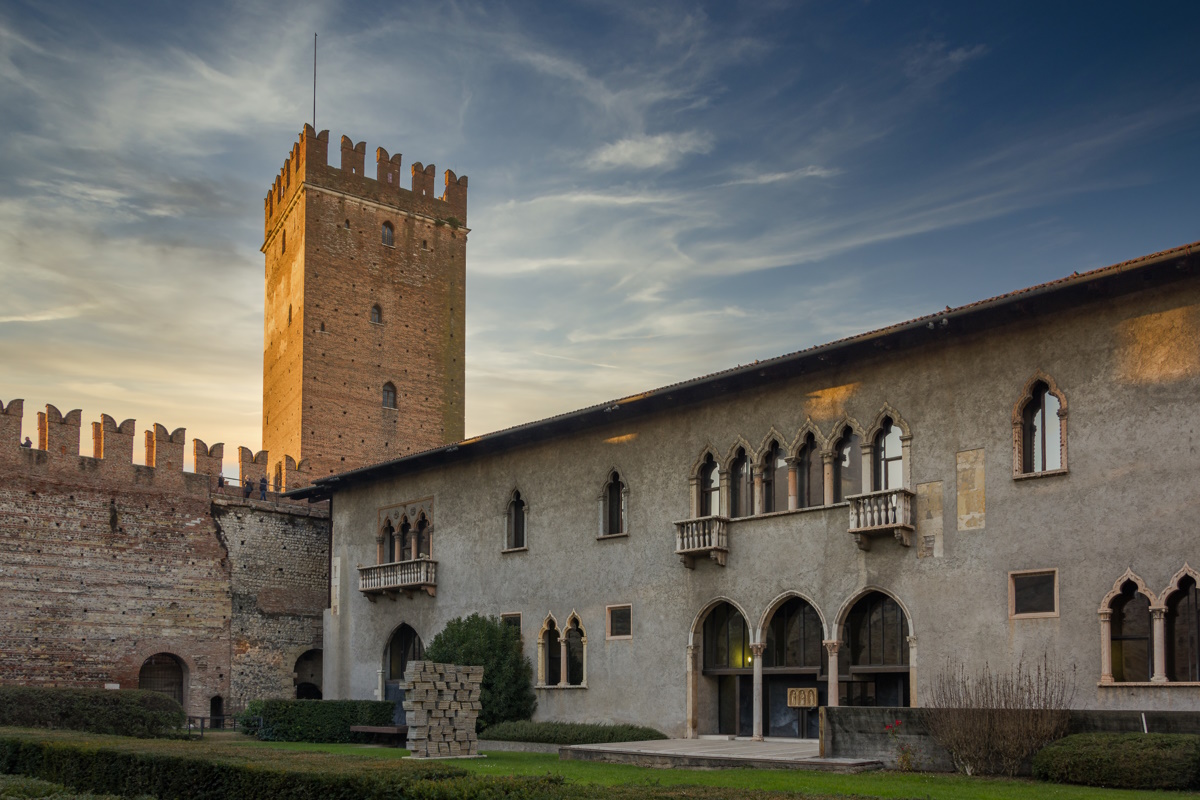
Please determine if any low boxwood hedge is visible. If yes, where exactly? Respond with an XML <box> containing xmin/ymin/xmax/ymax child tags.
<box><xmin>1033</xmin><ymin>732</ymin><xmax>1200</xmax><ymax>789</ymax></box>
<box><xmin>0</xmin><ymin>686</ymin><xmax>183</xmax><ymax>738</ymax></box>
<box><xmin>480</xmin><ymin>721</ymin><xmax>667</xmax><ymax>746</ymax></box>
<box><xmin>238</xmin><ymin>699</ymin><xmax>395</xmax><ymax>743</ymax></box>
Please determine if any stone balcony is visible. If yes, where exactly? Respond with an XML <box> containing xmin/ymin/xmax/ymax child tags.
<box><xmin>358</xmin><ymin>558</ymin><xmax>437</xmax><ymax>598</ymax></box>
<box><xmin>674</xmin><ymin>515</ymin><xmax>729</xmax><ymax>568</ymax></box>
<box><xmin>846</xmin><ymin>488</ymin><xmax>915</xmax><ymax>550</ymax></box>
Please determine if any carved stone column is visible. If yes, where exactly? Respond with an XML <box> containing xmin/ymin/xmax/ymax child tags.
<box><xmin>376</xmin><ymin>667</ymin><xmax>385</xmax><ymax>701</ymax></box>
<box><xmin>821</xmin><ymin>452</ymin><xmax>836</xmax><ymax>506</ymax></box>
<box><xmin>560</xmin><ymin>636</ymin><xmax>569</xmax><ymax>685</ymax></box>
<box><xmin>1152</xmin><ymin>608</ymin><xmax>1168</xmax><ymax>683</ymax></box>
<box><xmin>823</xmin><ymin>640</ymin><xmax>840</xmax><ymax>707</ymax></box>
<box><xmin>685</xmin><ymin>644</ymin><xmax>699</xmax><ymax>739</ymax></box>
<box><xmin>688</xmin><ymin>476</ymin><xmax>700</xmax><ymax>519</ymax></box>
<box><xmin>375</xmin><ymin>534</ymin><xmax>385</xmax><ymax>565</ymax></box>
<box><xmin>751</xmin><ymin>642</ymin><xmax>765</xmax><ymax>741</ymax></box>
<box><xmin>786</xmin><ymin>458</ymin><xmax>799</xmax><ymax>510</ymax></box>
<box><xmin>900</xmin><ymin>434</ymin><xmax>913</xmax><ymax>489</ymax></box>
<box><xmin>1099</xmin><ymin>611</ymin><xmax>1114</xmax><ymax>685</ymax></box>
<box><xmin>753</xmin><ymin>469</ymin><xmax>764</xmax><ymax>515</ymax></box>
<box><xmin>859</xmin><ymin>442</ymin><xmax>873</xmax><ymax>494</ymax></box>
<box><xmin>907</xmin><ymin>635</ymin><xmax>919</xmax><ymax>707</ymax></box>
<box><xmin>718</xmin><ymin>469</ymin><xmax>730</xmax><ymax>517</ymax></box>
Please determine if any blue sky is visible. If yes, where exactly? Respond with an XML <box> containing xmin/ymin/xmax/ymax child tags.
<box><xmin>1</xmin><ymin>1</ymin><xmax>1198</xmax><ymax>464</ymax></box>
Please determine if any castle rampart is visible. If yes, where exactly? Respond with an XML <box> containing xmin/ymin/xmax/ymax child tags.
<box><xmin>263</xmin><ymin>125</ymin><xmax>468</xmax><ymax>244</ymax></box>
<box><xmin>0</xmin><ymin>398</ymin><xmax>329</xmax><ymax>713</ymax></box>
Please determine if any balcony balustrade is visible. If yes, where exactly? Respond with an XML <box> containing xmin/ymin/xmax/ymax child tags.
<box><xmin>358</xmin><ymin>558</ymin><xmax>437</xmax><ymax>598</ymax></box>
<box><xmin>846</xmin><ymin>488</ymin><xmax>915</xmax><ymax>550</ymax></box>
<box><xmin>673</xmin><ymin>515</ymin><xmax>729</xmax><ymax>568</ymax></box>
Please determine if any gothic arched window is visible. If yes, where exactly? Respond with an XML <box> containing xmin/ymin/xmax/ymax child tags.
<box><xmin>797</xmin><ymin>433</ymin><xmax>823</xmax><ymax>508</ymax></box>
<box><xmin>729</xmin><ymin>448</ymin><xmax>751</xmax><ymax>518</ymax></box>
<box><xmin>506</xmin><ymin>491</ymin><xmax>526</xmax><ymax>550</ymax></box>
<box><xmin>698</xmin><ymin>454</ymin><xmax>720</xmax><ymax>517</ymax></box>
<box><xmin>603</xmin><ymin>472</ymin><xmax>625</xmax><ymax>535</ymax></box>
<box><xmin>873</xmin><ymin>418</ymin><xmax>903</xmax><ymax>491</ymax></box>
<box><xmin>1022</xmin><ymin>381</ymin><xmax>1063</xmax><ymax>473</ymax></box>
<box><xmin>761</xmin><ymin>441</ymin><xmax>788</xmax><ymax>513</ymax></box>
<box><xmin>1166</xmin><ymin>576</ymin><xmax>1200</xmax><ymax>682</ymax></box>
<box><xmin>381</xmin><ymin>222</ymin><xmax>395</xmax><ymax>246</ymax></box>
<box><xmin>542</xmin><ymin>618</ymin><xmax>560</xmax><ymax>687</ymax></box>
<box><xmin>1110</xmin><ymin>580</ymin><xmax>1152</xmax><ymax>683</ymax></box>
<box><xmin>833</xmin><ymin>427</ymin><xmax>862</xmax><ymax>502</ymax></box>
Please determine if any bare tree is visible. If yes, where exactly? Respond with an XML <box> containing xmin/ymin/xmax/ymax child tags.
<box><xmin>922</xmin><ymin>655</ymin><xmax>1075</xmax><ymax>776</ymax></box>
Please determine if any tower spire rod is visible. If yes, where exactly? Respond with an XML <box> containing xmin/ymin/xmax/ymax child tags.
<box><xmin>313</xmin><ymin>33</ymin><xmax>317</xmax><ymax>131</ymax></box>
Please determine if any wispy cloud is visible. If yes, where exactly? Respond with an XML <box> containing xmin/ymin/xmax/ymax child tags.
<box><xmin>587</xmin><ymin>131</ymin><xmax>714</xmax><ymax>170</ymax></box>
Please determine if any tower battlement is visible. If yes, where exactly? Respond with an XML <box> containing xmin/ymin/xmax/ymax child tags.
<box><xmin>263</xmin><ymin>125</ymin><xmax>468</xmax><ymax>242</ymax></box>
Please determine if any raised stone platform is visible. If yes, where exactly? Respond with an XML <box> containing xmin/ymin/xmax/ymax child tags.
<box><xmin>559</xmin><ymin>738</ymin><xmax>883</xmax><ymax>773</ymax></box>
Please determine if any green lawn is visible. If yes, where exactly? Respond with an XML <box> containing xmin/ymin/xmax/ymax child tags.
<box><xmin>236</xmin><ymin>739</ymin><xmax>1197</xmax><ymax>800</ymax></box>
<box><xmin>3</xmin><ymin>730</ymin><xmax>1196</xmax><ymax>800</ymax></box>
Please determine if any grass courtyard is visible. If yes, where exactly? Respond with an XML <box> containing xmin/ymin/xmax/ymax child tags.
<box><xmin>1</xmin><ymin>729</ymin><xmax>1195</xmax><ymax>800</ymax></box>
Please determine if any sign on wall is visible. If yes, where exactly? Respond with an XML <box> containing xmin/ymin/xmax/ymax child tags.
<box><xmin>787</xmin><ymin>687</ymin><xmax>819</xmax><ymax>708</ymax></box>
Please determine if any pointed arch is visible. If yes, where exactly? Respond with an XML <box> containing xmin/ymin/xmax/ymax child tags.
<box><xmin>823</xmin><ymin>416</ymin><xmax>865</xmax><ymax>453</ymax></box>
<box><xmin>1099</xmin><ymin>568</ymin><xmax>1157</xmax><ymax>612</ymax></box>
<box><xmin>1159</xmin><ymin>564</ymin><xmax>1200</xmax><ymax>609</ymax></box>
<box><xmin>688</xmin><ymin>596</ymin><xmax>755</xmax><ymax>646</ymax></box>
<box><xmin>597</xmin><ymin>467</ymin><xmax>629</xmax><ymax>537</ymax></box>
<box><xmin>1013</xmin><ymin>371</ymin><xmax>1068</xmax><ymax>477</ymax></box>
<box><xmin>725</xmin><ymin>441</ymin><xmax>754</xmax><ymax>518</ymax></box>
<box><xmin>757</xmin><ymin>590</ymin><xmax>829</xmax><ymax>642</ymax></box>
<box><xmin>722</xmin><ymin>437</ymin><xmax>756</xmax><ymax>470</ymax></box>
<box><xmin>564</xmin><ymin>610</ymin><xmax>588</xmax><ymax>686</ymax></box>
<box><xmin>834</xmin><ymin>585</ymin><xmax>915</xmax><ymax>636</ymax></box>
<box><xmin>537</xmin><ymin>612</ymin><xmax>561</xmax><ymax>687</ymax></box>
<box><xmin>865</xmin><ymin>403</ymin><xmax>911</xmax><ymax>441</ymax></box>
<box><xmin>789</xmin><ymin>418</ymin><xmax>825</xmax><ymax>459</ymax></box>
<box><xmin>689</xmin><ymin>445</ymin><xmax>722</xmax><ymax>478</ymax></box>
<box><xmin>505</xmin><ymin>488</ymin><xmax>527</xmax><ymax>550</ymax></box>
<box><xmin>691</xmin><ymin>448</ymin><xmax>722</xmax><ymax>518</ymax></box>
<box><xmin>755</xmin><ymin>427</ymin><xmax>789</xmax><ymax>463</ymax></box>
<box><xmin>1012</xmin><ymin>370</ymin><xmax>1069</xmax><ymax>424</ymax></box>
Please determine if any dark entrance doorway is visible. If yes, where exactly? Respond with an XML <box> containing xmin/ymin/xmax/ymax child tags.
<box><xmin>761</xmin><ymin>596</ymin><xmax>826</xmax><ymax>738</ymax></box>
<box><xmin>701</xmin><ymin>602</ymin><xmax>752</xmax><ymax>736</ymax></box>
<box><xmin>385</xmin><ymin>624</ymin><xmax>424</xmax><ymax>724</ymax></box>
<box><xmin>138</xmin><ymin>653</ymin><xmax>184</xmax><ymax>707</ymax></box>
<box><xmin>840</xmin><ymin>591</ymin><xmax>910</xmax><ymax>707</ymax></box>
<box><xmin>294</xmin><ymin>649</ymin><xmax>323</xmax><ymax>699</ymax></box>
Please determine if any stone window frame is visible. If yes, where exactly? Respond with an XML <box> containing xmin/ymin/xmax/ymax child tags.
<box><xmin>1008</xmin><ymin>568</ymin><xmax>1059</xmax><ymax>620</ymax></box>
<box><xmin>382</xmin><ymin>382</ymin><xmax>397</xmax><ymax>410</ymax></box>
<box><xmin>1012</xmin><ymin>371</ymin><xmax>1069</xmax><ymax>480</ymax></box>
<box><xmin>536</xmin><ymin>612</ymin><xmax>560</xmax><ymax>688</ymax></box>
<box><xmin>754</xmin><ymin>428</ymin><xmax>790</xmax><ymax>515</ymax></box>
<box><xmin>606</xmin><ymin>604</ymin><xmax>633</xmax><ymax>641</ymax></box>
<box><xmin>789</xmin><ymin>419</ymin><xmax>828</xmax><ymax>511</ymax></box>
<box><xmin>824</xmin><ymin>415</ymin><xmax>866</xmax><ymax>504</ymax></box>
<box><xmin>688</xmin><ymin>445</ymin><xmax>724</xmax><ymax>519</ymax></box>
<box><xmin>370</xmin><ymin>304</ymin><xmax>383</xmax><ymax>325</ymax></box>
<box><xmin>1098</xmin><ymin>568</ymin><xmax>1157</xmax><ymax>686</ymax></box>
<box><xmin>863</xmin><ymin>404</ymin><xmax>914</xmax><ymax>493</ymax></box>
<box><xmin>1157</xmin><ymin>564</ymin><xmax>1200</xmax><ymax>684</ymax></box>
<box><xmin>376</xmin><ymin>497</ymin><xmax>434</xmax><ymax>562</ymax></box>
<box><xmin>503</xmin><ymin>488</ymin><xmax>528</xmax><ymax>553</ymax></box>
<box><xmin>381</xmin><ymin>221</ymin><xmax>395</xmax><ymax>247</ymax></box>
<box><xmin>597</xmin><ymin>467</ymin><xmax>630</xmax><ymax>540</ymax></box>
<box><xmin>722</xmin><ymin>438</ymin><xmax>756</xmax><ymax>520</ymax></box>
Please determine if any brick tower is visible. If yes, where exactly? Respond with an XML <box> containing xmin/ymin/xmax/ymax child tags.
<box><xmin>261</xmin><ymin>125</ymin><xmax>467</xmax><ymax>480</ymax></box>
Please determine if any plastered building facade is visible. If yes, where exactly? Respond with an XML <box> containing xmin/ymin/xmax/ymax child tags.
<box><xmin>303</xmin><ymin>242</ymin><xmax>1200</xmax><ymax>740</ymax></box>
<box><xmin>0</xmin><ymin>126</ymin><xmax>468</xmax><ymax>716</ymax></box>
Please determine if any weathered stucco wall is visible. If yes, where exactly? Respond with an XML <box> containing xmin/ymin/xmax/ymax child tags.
<box><xmin>325</xmin><ymin>278</ymin><xmax>1200</xmax><ymax>735</ymax></box>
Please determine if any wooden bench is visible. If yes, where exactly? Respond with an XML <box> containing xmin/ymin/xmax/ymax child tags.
<box><xmin>350</xmin><ymin>725</ymin><xmax>408</xmax><ymax>747</ymax></box>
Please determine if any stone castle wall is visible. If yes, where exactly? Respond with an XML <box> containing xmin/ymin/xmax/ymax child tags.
<box><xmin>0</xmin><ymin>400</ymin><xmax>329</xmax><ymax>715</ymax></box>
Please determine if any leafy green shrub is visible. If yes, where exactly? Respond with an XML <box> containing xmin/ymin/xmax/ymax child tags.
<box><xmin>0</xmin><ymin>687</ymin><xmax>183</xmax><ymax>738</ymax></box>
<box><xmin>424</xmin><ymin>613</ymin><xmax>536</xmax><ymax>730</ymax></box>
<box><xmin>480</xmin><ymin>720</ymin><xmax>667</xmax><ymax>745</ymax></box>
<box><xmin>237</xmin><ymin>699</ymin><xmax>394</xmax><ymax>743</ymax></box>
<box><xmin>1033</xmin><ymin>732</ymin><xmax>1200</xmax><ymax>789</ymax></box>
<box><xmin>0</xmin><ymin>734</ymin><xmax>563</xmax><ymax>800</ymax></box>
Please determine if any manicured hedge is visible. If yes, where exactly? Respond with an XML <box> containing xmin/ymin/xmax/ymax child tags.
<box><xmin>239</xmin><ymin>699</ymin><xmax>395</xmax><ymax>743</ymax></box>
<box><xmin>1033</xmin><ymin>732</ymin><xmax>1200</xmax><ymax>789</ymax></box>
<box><xmin>0</xmin><ymin>735</ymin><xmax>555</xmax><ymax>800</ymax></box>
<box><xmin>480</xmin><ymin>721</ymin><xmax>667</xmax><ymax>746</ymax></box>
<box><xmin>0</xmin><ymin>686</ymin><xmax>183</xmax><ymax>738</ymax></box>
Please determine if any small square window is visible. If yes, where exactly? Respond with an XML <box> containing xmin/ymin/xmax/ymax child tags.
<box><xmin>501</xmin><ymin>613</ymin><xmax>522</xmax><ymax>635</ymax></box>
<box><xmin>1010</xmin><ymin>570</ymin><xmax>1058</xmax><ymax>618</ymax></box>
<box><xmin>607</xmin><ymin>605</ymin><xmax>632</xmax><ymax>639</ymax></box>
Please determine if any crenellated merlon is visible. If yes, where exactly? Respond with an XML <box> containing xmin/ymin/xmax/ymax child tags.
<box><xmin>263</xmin><ymin>124</ymin><xmax>468</xmax><ymax>240</ymax></box>
<box><xmin>2</xmin><ymin>399</ymin><xmax>312</xmax><ymax>492</ymax></box>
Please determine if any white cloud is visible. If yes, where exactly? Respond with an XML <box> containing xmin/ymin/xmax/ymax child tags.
<box><xmin>586</xmin><ymin>131</ymin><xmax>714</xmax><ymax>170</ymax></box>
